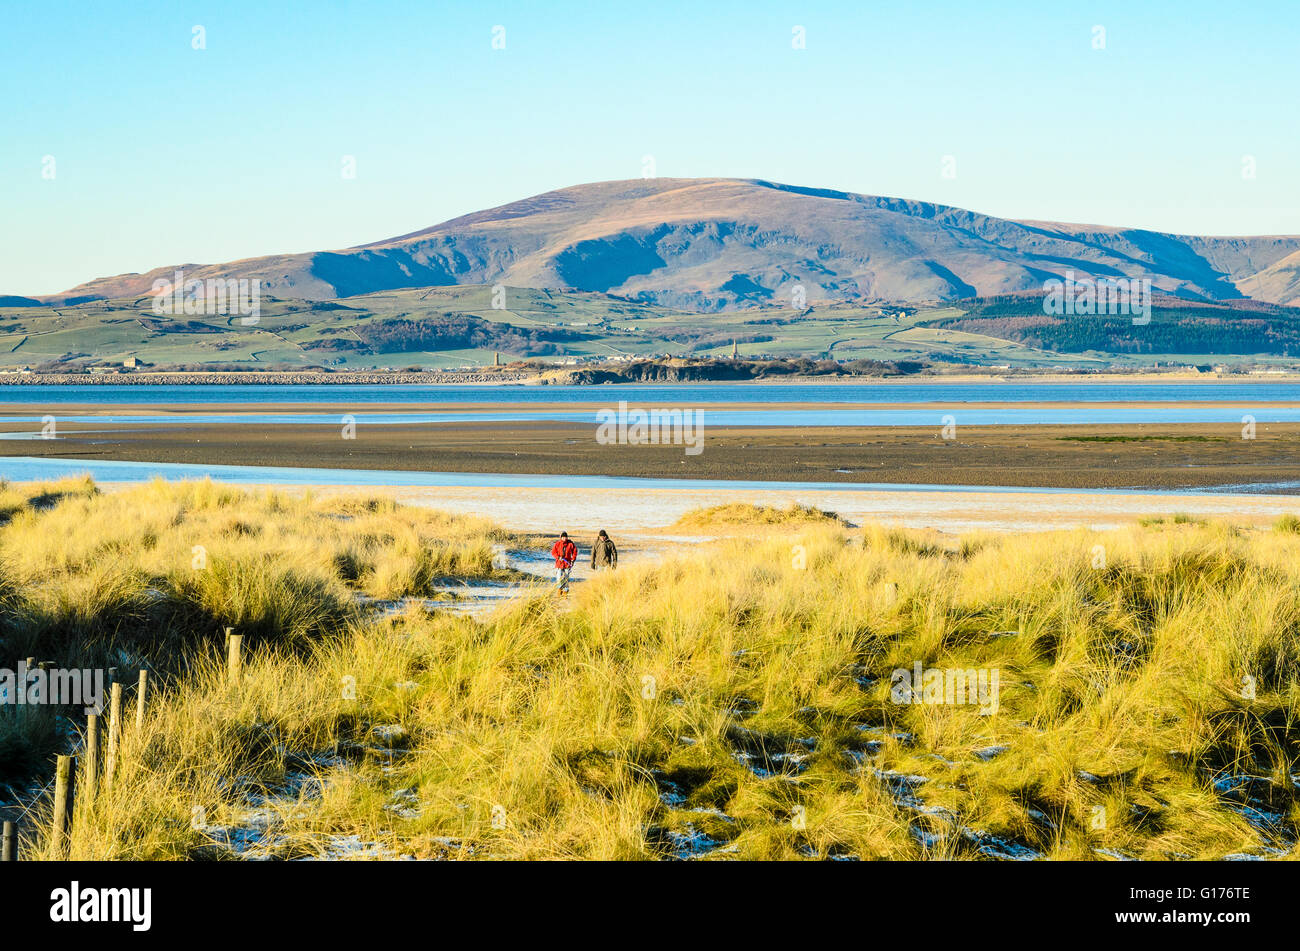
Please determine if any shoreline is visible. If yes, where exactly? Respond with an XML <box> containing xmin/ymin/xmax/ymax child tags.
<box><xmin>1</xmin><ymin>397</ymin><xmax>1300</xmax><ymax>415</ymax></box>
<box><xmin>3</xmin><ymin>419</ymin><xmax>1299</xmax><ymax>492</ymax></box>
<box><xmin>73</xmin><ymin>479</ymin><xmax>1300</xmax><ymax>535</ymax></box>
<box><xmin>4</xmin><ymin>370</ymin><xmax>1300</xmax><ymax>387</ymax></box>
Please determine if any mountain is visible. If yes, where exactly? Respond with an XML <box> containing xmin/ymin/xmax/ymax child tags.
<box><xmin>1236</xmin><ymin>249</ymin><xmax>1300</xmax><ymax>305</ymax></box>
<box><xmin>39</xmin><ymin>178</ymin><xmax>1300</xmax><ymax>310</ymax></box>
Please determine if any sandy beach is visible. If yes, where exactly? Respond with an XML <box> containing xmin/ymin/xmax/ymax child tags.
<box><xmin>178</xmin><ymin>481</ymin><xmax>1300</xmax><ymax>535</ymax></box>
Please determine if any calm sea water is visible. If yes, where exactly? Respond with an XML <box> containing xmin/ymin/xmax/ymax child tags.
<box><xmin>0</xmin><ymin>382</ymin><xmax>1298</xmax><ymax>427</ymax></box>
<box><xmin>0</xmin><ymin>455</ymin><xmax>1206</xmax><ymax>493</ymax></box>
<box><xmin>1</xmin><ymin>455</ymin><xmax>1295</xmax><ymax>496</ymax></box>
<box><xmin>1</xmin><ymin>381</ymin><xmax>1300</xmax><ymax>405</ymax></box>
<box><xmin>1</xmin><ymin>407</ymin><xmax>1299</xmax><ymax>426</ymax></box>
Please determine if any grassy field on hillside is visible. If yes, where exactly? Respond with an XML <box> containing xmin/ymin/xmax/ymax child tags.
<box><xmin>6</xmin><ymin>285</ymin><xmax>1299</xmax><ymax>372</ymax></box>
<box><xmin>3</xmin><ymin>485</ymin><xmax>1299</xmax><ymax>860</ymax></box>
<box><xmin>0</xmin><ymin>287</ymin><xmax>1132</xmax><ymax>371</ymax></box>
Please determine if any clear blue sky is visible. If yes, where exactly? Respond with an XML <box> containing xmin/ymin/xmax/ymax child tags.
<box><xmin>2</xmin><ymin>0</ymin><xmax>1297</xmax><ymax>295</ymax></box>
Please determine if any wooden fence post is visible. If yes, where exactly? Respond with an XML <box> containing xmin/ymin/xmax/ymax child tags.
<box><xmin>104</xmin><ymin>682</ymin><xmax>123</xmax><ymax>791</ymax></box>
<box><xmin>51</xmin><ymin>755</ymin><xmax>75</xmax><ymax>859</ymax></box>
<box><xmin>84</xmin><ymin>713</ymin><xmax>99</xmax><ymax>802</ymax></box>
<box><xmin>135</xmin><ymin>670</ymin><xmax>148</xmax><ymax>731</ymax></box>
<box><xmin>227</xmin><ymin>634</ymin><xmax>243</xmax><ymax>686</ymax></box>
<box><xmin>18</xmin><ymin>658</ymin><xmax>33</xmax><ymax>724</ymax></box>
<box><xmin>1</xmin><ymin>820</ymin><xmax>15</xmax><ymax>861</ymax></box>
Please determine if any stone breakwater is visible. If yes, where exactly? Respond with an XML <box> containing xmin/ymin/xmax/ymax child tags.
<box><xmin>0</xmin><ymin>371</ymin><xmax>535</xmax><ymax>386</ymax></box>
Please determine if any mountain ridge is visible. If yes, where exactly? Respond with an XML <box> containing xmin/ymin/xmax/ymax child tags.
<box><xmin>33</xmin><ymin>177</ymin><xmax>1300</xmax><ymax>310</ymax></box>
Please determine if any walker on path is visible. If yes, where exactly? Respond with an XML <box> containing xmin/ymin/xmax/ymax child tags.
<box><xmin>550</xmin><ymin>531</ymin><xmax>578</xmax><ymax>596</ymax></box>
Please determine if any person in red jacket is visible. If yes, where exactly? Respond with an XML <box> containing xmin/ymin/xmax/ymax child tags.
<box><xmin>550</xmin><ymin>531</ymin><xmax>578</xmax><ymax>595</ymax></box>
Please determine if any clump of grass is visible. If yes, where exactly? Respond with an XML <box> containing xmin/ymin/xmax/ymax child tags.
<box><xmin>867</xmin><ymin>524</ymin><xmax>950</xmax><ymax>558</ymax></box>
<box><xmin>0</xmin><ymin>474</ymin><xmax>97</xmax><ymax>525</ymax></box>
<box><xmin>673</xmin><ymin>502</ymin><xmax>848</xmax><ymax>528</ymax></box>
<box><xmin>1139</xmin><ymin>513</ymin><xmax>1204</xmax><ymax>527</ymax></box>
<box><xmin>1273</xmin><ymin>514</ymin><xmax>1300</xmax><ymax>534</ymax></box>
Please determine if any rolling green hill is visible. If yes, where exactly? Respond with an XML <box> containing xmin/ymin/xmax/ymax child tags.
<box><xmin>925</xmin><ymin>295</ymin><xmax>1300</xmax><ymax>359</ymax></box>
<box><xmin>3</xmin><ymin>284</ymin><xmax>1298</xmax><ymax>372</ymax></box>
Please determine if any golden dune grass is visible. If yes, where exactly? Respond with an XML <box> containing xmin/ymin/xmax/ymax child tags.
<box><xmin>672</xmin><ymin>502</ymin><xmax>847</xmax><ymax>528</ymax></box>
<box><xmin>3</xmin><ymin>483</ymin><xmax>1299</xmax><ymax>860</ymax></box>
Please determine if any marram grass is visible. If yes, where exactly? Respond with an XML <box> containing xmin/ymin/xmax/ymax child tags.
<box><xmin>3</xmin><ymin>484</ymin><xmax>1299</xmax><ymax>860</ymax></box>
<box><xmin>673</xmin><ymin>502</ymin><xmax>847</xmax><ymax>528</ymax></box>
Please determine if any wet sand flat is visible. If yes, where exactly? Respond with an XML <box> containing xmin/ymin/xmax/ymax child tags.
<box><xmin>5</xmin><ymin>419</ymin><xmax>1300</xmax><ymax>492</ymax></box>
<box><xmin>110</xmin><ymin>481</ymin><xmax>1300</xmax><ymax>535</ymax></box>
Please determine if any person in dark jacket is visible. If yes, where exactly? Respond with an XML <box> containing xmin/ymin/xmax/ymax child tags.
<box><xmin>550</xmin><ymin>531</ymin><xmax>578</xmax><ymax>595</ymax></box>
<box><xmin>591</xmin><ymin>530</ymin><xmax>618</xmax><ymax>571</ymax></box>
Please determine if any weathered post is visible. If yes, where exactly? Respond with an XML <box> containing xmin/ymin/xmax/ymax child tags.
<box><xmin>104</xmin><ymin>682</ymin><xmax>123</xmax><ymax>791</ymax></box>
<box><xmin>18</xmin><ymin>658</ymin><xmax>34</xmax><ymax>724</ymax></box>
<box><xmin>51</xmin><ymin>755</ymin><xmax>75</xmax><ymax>858</ymax></box>
<box><xmin>227</xmin><ymin>633</ymin><xmax>243</xmax><ymax>686</ymax></box>
<box><xmin>84</xmin><ymin>713</ymin><xmax>100</xmax><ymax>802</ymax></box>
<box><xmin>1</xmin><ymin>820</ymin><xmax>16</xmax><ymax>861</ymax></box>
<box><xmin>135</xmin><ymin>670</ymin><xmax>148</xmax><ymax>731</ymax></box>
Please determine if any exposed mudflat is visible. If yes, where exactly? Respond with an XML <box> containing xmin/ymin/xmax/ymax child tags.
<box><xmin>5</xmin><ymin>419</ymin><xmax>1300</xmax><ymax>492</ymax></box>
